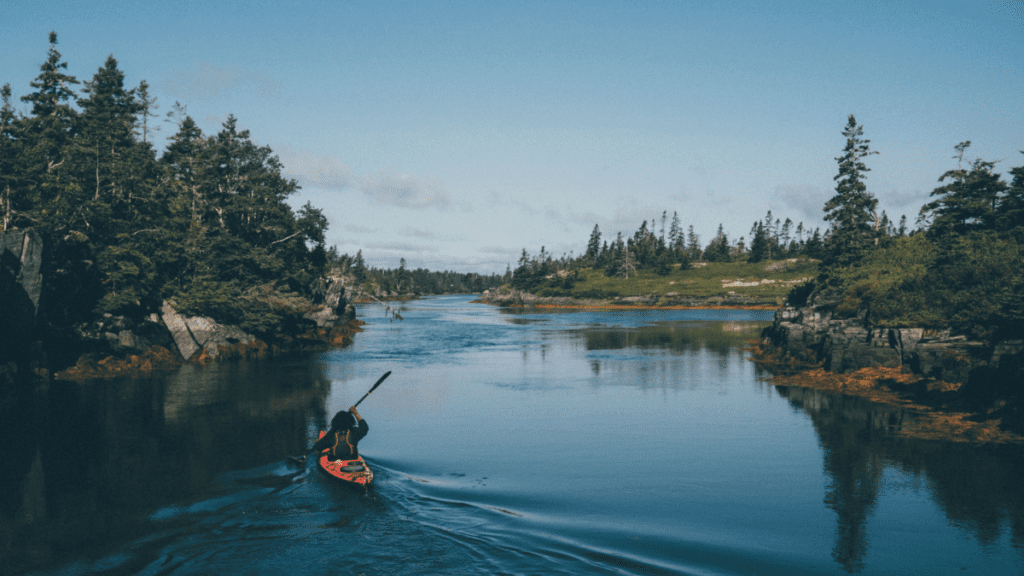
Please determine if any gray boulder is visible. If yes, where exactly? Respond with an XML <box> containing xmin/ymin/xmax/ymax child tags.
<box><xmin>160</xmin><ymin>300</ymin><xmax>256</xmax><ymax>360</ymax></box>
<box><xmin>308</xmin><ymin>276</ymin><xmax>356</xmax><ymax>326</ymax></box>
<box><xmin>1</xmin><ymin>229</ymin><xmax>44</xmax><ymax>364</ymax></box>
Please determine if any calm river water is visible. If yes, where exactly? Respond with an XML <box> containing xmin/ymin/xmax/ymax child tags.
<box><xmin>2</xmin><ymin>295</ymin><xmax>1023</xmax><ymax>575</ymax></box>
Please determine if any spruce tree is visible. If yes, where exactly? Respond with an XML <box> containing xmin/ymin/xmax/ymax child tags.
<box><xmin>19</xmin><ymin>32</ymin><xmax>81</xmax><ymax>230</ymax></box>
<box><xmin>748</xmin><ymin>222</ymin><xmax>770</xmax><ymax>263</ymax></box>
<box><xmin>585</xmin><ymin>224</ymin><xmax>602</xmax><ymax>265</ymax></box>
<box><xmin>822</xmin><ymin>114</ymin><xmax>879</xmax><ymax>277</ymax></box>
<box><xmin>921</xmin><ymin>142</ymin><xmax>1007</xmax><ymax>239</ymax></box>
<box><xmin>1</xmin><ymin>84</ymin><xmax>20</xmax><ymax>231</ymax></box>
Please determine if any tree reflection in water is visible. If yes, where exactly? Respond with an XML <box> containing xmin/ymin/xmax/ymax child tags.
<box><xmin>0</xmin><ymin>359</ymin><xmax>332</xmax><ymax>575</ymax></box>
<box><xmin>777</xmin><ymin>385</ymin><xmax>1024</xmax><ymax>573</ymax></box>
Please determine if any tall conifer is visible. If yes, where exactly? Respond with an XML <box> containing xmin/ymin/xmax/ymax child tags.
<box><xmin>822</xmin><ymin>115</ymin><xmax>879</xmax><ymax>277</ymax></box>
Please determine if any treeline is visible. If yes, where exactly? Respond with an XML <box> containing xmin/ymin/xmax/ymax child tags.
<box><xmin>327</xmin><ymin>250</ymin><xmax>505</xmax><ymax>296</ymax></box>
<box><xmin>510</xmin><ymin>210</ymin><xmax>834</xmax><ymax>291</ymax></box>
<box><xmin>811</xmin><ymin>120</ymin><xmax>1024</xmax><ymax>342</ymax></box>
<box><xmin>0</xmin><ymin>34</ymin><xmax>322</xmax><ymax>336</ymax></box>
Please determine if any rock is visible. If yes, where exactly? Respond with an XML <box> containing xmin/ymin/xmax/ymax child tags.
<box><xmin>1</xmin><ymin>229</ymin><xmax>45</xmax><ymax>361</ymax></box>
<box><xmin>160</xmin><ymin>300</ymin><xmax>256</xmax><ymax>360</ymax></box>
<box><xmin>308</xmin><ymin>276</ymin><xmax>356</xmax><ymax>326</ymax></box>
<box><xmin>761</xmin><ymin>302</ymin><xmax>1013</xmax><ymax>388</ymax></box>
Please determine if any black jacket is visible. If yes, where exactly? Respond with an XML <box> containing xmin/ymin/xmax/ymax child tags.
<box><xmin>312</xmin><ymin>419</ymin><xmax>369</xmax><ymax>461</ymax></box>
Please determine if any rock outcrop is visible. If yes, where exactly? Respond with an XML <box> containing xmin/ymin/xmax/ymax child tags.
<box><xmin>160</xmin><ymin>300</ymin><xmax>258</xmax><ymax>360</ymax></box>
<box><xmin>1</xmin><ymin>229</ymin><xmax>46</xmax><ymax>387</ymax></box>
<box><xmin>307</xmin><ymin>275</ymin><xmax>356</xmax><ymax>326</ymax></box>
<box><xmin>761</xmin><ymin>303</ymin><xmax>1023</xmax><ymax>388</ymax></box>
<box><xmin>3</xmin><ymin>229</ymin><xmax>364</xmax><ymax>378</ymax></box>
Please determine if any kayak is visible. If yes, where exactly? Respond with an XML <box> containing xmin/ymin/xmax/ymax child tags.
<box><xmin>316</xmin><ymin>430</ymin><xmax>374</xmax><ymax>489</ymax></box>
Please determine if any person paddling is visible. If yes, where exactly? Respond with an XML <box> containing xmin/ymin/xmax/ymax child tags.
<box><xmin>308</xmin><ymin>406</ymin><xmax>369</xmax><ymax>461</ymax></box>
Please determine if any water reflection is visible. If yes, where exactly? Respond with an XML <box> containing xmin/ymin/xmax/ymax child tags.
<box><xmin>776</xmin><ymin>385</ymin><xmax>1024</xmax><ymax>573</ymax></box>
<box><xmin>0</xmin><ymin>358</ymin><xmax>332</xmax><ymax>575</ymax></box>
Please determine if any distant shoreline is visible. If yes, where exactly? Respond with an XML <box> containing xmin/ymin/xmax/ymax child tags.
<box><xmin>477</xmin><ymin>301</ymin><xmax>779</xmax><ymax>311</ymax></box>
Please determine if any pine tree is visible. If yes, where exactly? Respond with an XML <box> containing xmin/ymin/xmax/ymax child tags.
<box><xmin>76</xmin><ymin>56</ymin><xmax>143</xmax><ymax>222</ymax></box>
<box><xmin>687</xmin><ymin>225</ymin><xmax>701</xmax><ymax>261</ymax></box>
<box><xmin>822</xmin><ymin>114</ymin><xmax>879</xmax><ymax>276</ymax></box>
<box><xmin>136</xmin><ymin>80</ymin><xmax>158</xmax><ymax>145</ymax></box>
<box><xmin>668</xmin><ymin>212</ymin><xmax>682</xmax><ymax>253</ymax></box>
<box><xmin>748</xmin><ymin>222</ymin><xmax>770</xmax><ymax>263</ymax></box>
<box><xmin>704</xmin><ymin>224</ymin><xmax>731</xmax><ymax>262</ymax></box>
<box><xmin>585</xmin><ymin>224</ymin><xmax>602</xmax><ymax>265</ymax></box>
<box><xmin>352</xmin><ymin>249</ymin><xmax>368</xmax><ymax>283</ymax></box>
<box><xmin>1</xmin><ymin>84</ymin><xmax>20</xmax><ymax>231</ymax></box>
<box><xmin>19</xmin><ymin>32</ymin><xmax>81</xmax><ymax>230</ymax></box>
<box><xmin>921</xmin><ymin>141</ymin><xmax>1007</xmax><ymax>239</ymax></box>
<box><xmin>998</xmin><ymin>153</ymin><xmax>1024</xmax><ymax>233</ymax></box>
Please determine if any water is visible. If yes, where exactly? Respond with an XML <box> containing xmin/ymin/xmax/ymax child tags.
<box><xmin>2</xmin><ymin>295</ymin><xmax>1022</xmax><ymax>575</ymax></box>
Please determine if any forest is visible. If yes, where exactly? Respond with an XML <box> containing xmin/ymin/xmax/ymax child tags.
<box><xmin>1</xmin><ymin>33</ymin><xmax>501</xmax><ymax>339</ymax></box>
<box><xmin>510</xmin><ymin>117</ymin><xmax>1024</xmax><ymax>343</ymax></box>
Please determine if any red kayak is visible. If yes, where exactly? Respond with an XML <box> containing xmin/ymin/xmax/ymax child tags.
<box><xmin>316</xmin><ymin>430</ymin><xmax>374</xmax><ymax>488</ymax></box>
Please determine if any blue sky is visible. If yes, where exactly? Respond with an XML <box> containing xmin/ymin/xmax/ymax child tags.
<box><xmin>3</xmin><ymin>1</ymin><xmax>1022</xmax><ymax>273</ymax></box>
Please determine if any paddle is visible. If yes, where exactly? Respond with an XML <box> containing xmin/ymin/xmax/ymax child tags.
<box><xmin>353</xmin><ymin>370</ymin><xmax>391</xmax><ymax>408</ymax></box>
<box><xmin>288</xmin><ymin>371</ymin><xmax>392</xmax><ymax>465</ymax></box>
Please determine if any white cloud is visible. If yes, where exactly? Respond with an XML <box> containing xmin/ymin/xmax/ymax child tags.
<box><xmin>356</xmin><ymin>169</ymin><xmax>453</xmax><ymax>210</ymax></box>
<box><xmin>279</xmin><ymin>147</ymin><xmax>353</xmax><ymax>191</ymax></box>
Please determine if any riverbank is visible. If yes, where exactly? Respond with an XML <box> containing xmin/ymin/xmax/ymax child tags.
<box><xmin>53</xmin><ymin>319</ymin><xmax>365</xmax><ymax>380</ymax></box>
<box><xmin>749</xmin><ymin>341</ymin><xmax>1024</xmax><ymax>444</ymax></box>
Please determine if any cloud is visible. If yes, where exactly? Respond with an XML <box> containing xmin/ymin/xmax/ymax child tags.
<box><xmin>165</xmin><ymin>60</ymin><xmax>281</xmax><ymax>102</ymax></box>
<box><xmin>402</xmin><ymin>227</ymin><xmax>443</xmax><ymax>240</ymax></box>
<box><xmin>279</xmin><ymin>147</ymin><xmax>353</xmax><ymax>191</ymax></box>
<box><xmin>356</xmin><ymin>169</ymin><xmax>453</xmax><ymax>209</ymax></box>
<box><xmin>280</xmin><ymin>149</ymin><xmax>454</xmax><ymax>211</ymax></box>
<box><xmin>773</xmin><ymin>184</ymin><xmax>830</xmax><ymax>223</ymax></box>
<box><xmin>477</xmin><ymin>245</ymin><xmax>524</xmax><ymax>260</ymax></box>
<box><xmin>364</xmin><ymin>241</ymin><xmax>440</xmax><ymax>253</ymax></box>
<box><xmin>343</xmin><ymin>224</ymin><xmax>377</xmax><ymax>234</ymax></box>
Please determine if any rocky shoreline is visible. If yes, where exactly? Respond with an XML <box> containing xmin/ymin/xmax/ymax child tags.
<box><xmin>1</xmin><ymin>229</ymin><xmax>363</xmax><ymax>387</ymax></box>
<box><xmin>756</xmin><ymin>296</ymin><xmax>1024</xmax><ymax>441</ymax></box>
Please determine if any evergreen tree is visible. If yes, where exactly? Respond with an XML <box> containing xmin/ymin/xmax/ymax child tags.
<box><xmin>585</xmin><ymin>224</ymin><xmax>602</xmax><ymax>265</ymax></box>
<box><xmin>921</xmin><ymin>142</ymin><xmax>1007</xmax><ymax>239</ymax></box>
<box><xmin>998</xmin><ymin>153</ymin><xmax>1024</xmax><ymax>234</ymax></box>
<box><xmin>136</xmin><ymin>79</ymin><xmax>159</xmax><ymax>145</ymax></box>
<box><xmin>1</xmin><ymin>84</ymin><xmax>20</xmax><ymax>231</ymax></box>
<box><xmin>687</xmin><ymin>225</ymin><xmax>701</xmax><ymax>261</ymax></box>
<box><xmin>75</xmin><ymin>56</ymin><xmax>142</xmax><ymax>228</ymax></box>
<box><xmin>704</xmin><ymin>224</ymin><xmax>731</xmax><ymax>262</ymax></box>
<box><xmin>822</xmin><ymin>114</ymin><xmax>879</xmax><ymax>277</ymax></box>
<box><xmin>352</xmin><ymin>249</ymin><xmax>368</xmax><ymax>283</ymax></box>
<box><xmin>19</xmin><ymin>32</ymin><xmax>81</xmax><ymax>231</ymax></box>
<box><xmin>748</xmin><ymin>222</ymin><xmax>770</xmax><ymax>263</ymax></box>
<box><xmin>668</xmin><ymin>212</ymin><xmax>682</xmax><ymax>254</ymax></box>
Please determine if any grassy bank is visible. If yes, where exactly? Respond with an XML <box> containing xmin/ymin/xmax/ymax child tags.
<box><xmin>511</xmin><ymin>258</ymin><xmax>818</xmax><ymax>303</ymax></box>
